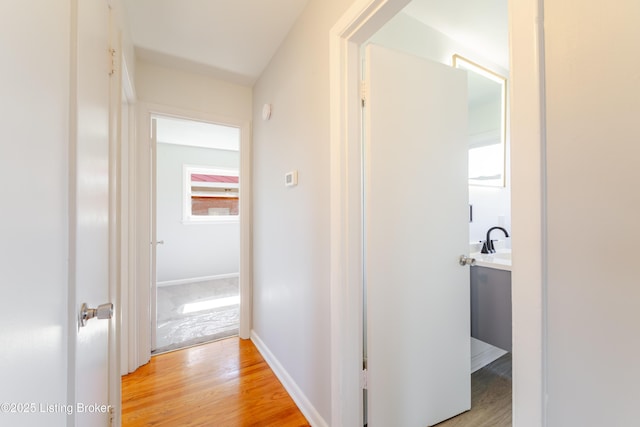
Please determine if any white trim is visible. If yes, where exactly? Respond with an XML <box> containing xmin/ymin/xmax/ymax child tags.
<box><xmin>181</xmin><ymin>217</ymin><xmax>240</xmax><ymax>224</ymax></box>
<box><xmin>509</xmin><ymin>0</ymin><xmax>547</xmax><ymax>424</ymax></box>
<box><xmin>329</xmin><ymin>2</ymin><xmax>412</xmax><ymax>426</ymax></box>
<box><xmin>251</xmin><ymin>331</ymin><xmax>329</xmax><ymax>427</ymax></box>
<box><xmin>238</xmin><ymin>115</ymin><xmax>252</xmax><ymax>340</ymax></box>
<box><xmin>329</xmin><ymin>0</ymin><xmax>546</xmax><ymax>425</ymax></box>
<box><xmin>108</xmin><ymin>9</ymin><xmax>122</xmax><ymax>423</ymax></box>
<box><xmin>121</xmin><ymin>52</ymin><xmax>136</xmax><ymax>104</ymax></box>
<box><xmin>157</xmin><ymin>273</ymin><xmax>239</xmax><ymax>288</ymax></box>
<box><xmin>124</xmin><ymin>65</ymin><xmax>138</xmax><ymax>376</ymax></box>
<box><xmin>150</xmin><ymin>118</ymin><xmax>158</xmax><ymax>351</ymax></box>
<box><xmin>192</xmin><ymin>183</ymin><xmax>240</xmax><ymax>190</ymax></box>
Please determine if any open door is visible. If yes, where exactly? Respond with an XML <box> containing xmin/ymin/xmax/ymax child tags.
<box><xmin>364</xmin><ymin>44</ymin><xmax>470</xmax><ymax>426</ymax></box>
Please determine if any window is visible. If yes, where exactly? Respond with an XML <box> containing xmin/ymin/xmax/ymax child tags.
<box><xmin>184</xmin><ymin>166</ymin><xmax>239</xmax><ymax>222</ymax></box>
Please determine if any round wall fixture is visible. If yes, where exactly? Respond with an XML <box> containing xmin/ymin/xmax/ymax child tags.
<box><xmin>262</xmin><ymin>103</ymin><xmax>272</xmax><ymax>120</ymax></box>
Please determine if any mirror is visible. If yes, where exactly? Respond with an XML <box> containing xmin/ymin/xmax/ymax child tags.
<box><xmin>453</xmin><ymin>55</ymin><xmax>507</xmax><ymax>187</ymax></box>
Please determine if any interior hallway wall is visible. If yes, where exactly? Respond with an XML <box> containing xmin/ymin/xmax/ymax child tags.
<box><xmin>251</xmin><ymin>0</ymin><xmax>361</xmax><ymax>423</ymax></box>
<box><xmin>543</xmin><ymin>1</ymin><xmax>640</xmax><ymax>425</ymax></box>
<box><xmin>156</xmin><ymin>143</ymin><xmax>240</xmax><ymax>282</ymax></box>
<box><xmin>135</xmin><ymin>60</ymin><xmax>252</xmax><ymax>119</ymax></box>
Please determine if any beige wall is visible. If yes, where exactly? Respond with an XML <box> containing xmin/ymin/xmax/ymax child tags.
<box><xmin>251</xmin><ymin>0</ymin><xmax>359</xmax><ymax>424</ymax></box>
<box><xmin>135</xmin><ymin>60</ymin><xmax>252</xmax><ymax>120</ymax></box>
<box><xmin>544</xmin><ymin>1</ymin><xmax>640</xmax><ymax>425</ymax></box>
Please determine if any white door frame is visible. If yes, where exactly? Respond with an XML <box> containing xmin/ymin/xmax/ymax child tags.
<box><xmin>108</xmin><ymin>20</ymin><xmax>123</xmax><ymax>426</ymax></box>
<box><xmin>328</xmin><ymin>0</ymin><xmax>547</xmax><ymax>425</ymax></box>
<box><xmin>119</xmin><ymin>54</ymin><xmax>138</xmax><ymax>376</ymax></box>
<box><xmin>134</xmin><ymin>102</ymin><xmax>252</xmax><ymax>360</ymax></box>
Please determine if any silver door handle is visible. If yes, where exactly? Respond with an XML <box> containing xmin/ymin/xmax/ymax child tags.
<box><xmin>151</xmin><ymin>240</ymin><xmax>164</xmax><ymax>245</ymax></box>
<box><xmin>458</xmin><ymin>255</ymin><xmax>476</xmax><ymax>266</ymax></box>
<box><xmin>80</xmin><ymin>302</ymin><xmax>113</xmax><ymax>327</ymax></box>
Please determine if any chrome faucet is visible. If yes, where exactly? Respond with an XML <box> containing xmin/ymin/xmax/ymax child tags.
<box><xmin>481</xmin><ymin>226</ymin><xmax>510</xmax><ymax>254</ymax></box>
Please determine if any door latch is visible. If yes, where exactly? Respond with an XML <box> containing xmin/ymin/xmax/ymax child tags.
<box><xmin>80</xmin><ymin>303</ymin><xmax>113</xmax><ymax>327</ymax></box>
<box><xmin>458</xmin><ymin>255</ymin><xmax>476</xmax><ymax>266</ymax></box>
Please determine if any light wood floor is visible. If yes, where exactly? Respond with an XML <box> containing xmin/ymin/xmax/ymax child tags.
<box><xmin>122</xmin><ymin>337</ymin><xmax>310</xmax><ymax>426</ymax></box>
<box><xmin>435</xmin><ymin>353</ymin><xmax>512</xmax><ymax>427</ymax></box>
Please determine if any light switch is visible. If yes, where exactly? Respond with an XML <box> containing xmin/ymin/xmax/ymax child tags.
<box><xmin>285</xmin><ymin>170</ymin><xmax>298</xmax><ymax>187</ymax></box>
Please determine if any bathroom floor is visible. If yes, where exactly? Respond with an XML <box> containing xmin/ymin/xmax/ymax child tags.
<box><xmin>435</xmin><ymin>353</ymin><xmax>512</xmax><ymax>426</ymax></box>
<box><xmin>154</xmin><ymin>277</ymin><xmax>240</xmax><ymax>354</ymax></box>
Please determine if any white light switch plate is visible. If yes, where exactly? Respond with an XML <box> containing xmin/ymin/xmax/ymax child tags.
<box><xmin>285</xmin><ymin>170</ymin><xmax>298</xmax><ymax>187</ymax></box>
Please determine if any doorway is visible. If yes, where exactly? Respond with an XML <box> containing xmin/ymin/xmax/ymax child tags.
<box><xmin>329</xmin><ymin>0</ymin><xmax>544</xmax><ymax>425</ymax></box>
<box><xmin>362</xmin><ymin>2</ymin><xmax>512</xmax><ymax>424</ymax></box>
<box><xmin>126</xmin><ymin>102</ymin><xmax>251</xmax><ymax>374</ymax></box>
<box><xmin>151</xmin><ymin>115</ymin><xmax>243</xmax><ymax>353</ymax></box>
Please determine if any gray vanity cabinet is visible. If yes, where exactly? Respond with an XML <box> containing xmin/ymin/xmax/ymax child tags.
<box><xmin>470</xmin><ymin>266</ymin><xmax>512</xmax><ymax>352</ymax></box>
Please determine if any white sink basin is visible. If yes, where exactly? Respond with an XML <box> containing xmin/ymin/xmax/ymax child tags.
<box><xmin>470</xmin><ymin>249</ymin><xmax>512</xmax><ymax>271</ymax></box>
<box><xmin>488</xmin><ymin>251</ymin><xmax>511</xmax><ymax>261</ymax></box>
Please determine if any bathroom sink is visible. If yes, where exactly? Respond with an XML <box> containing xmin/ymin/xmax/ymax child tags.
<box><xmin>470</xmin><ymin>249</ymin><xmax>511</xmax><ymax>271</ymax></box>
<box><xmin>489</xmin><ymin>251</ymin><xmax>511</xmax><ymax>261</ymax></box>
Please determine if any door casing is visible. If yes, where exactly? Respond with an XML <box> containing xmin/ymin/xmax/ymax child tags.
<box><xmin>131</xmin><ymin>102</ymin><xmax>252</xmax><ymax>366</ymax></box>
<box><xmin>70</xmin><ymin>0</ymin><xmax>113</xmax><ymax>424</ymax></box>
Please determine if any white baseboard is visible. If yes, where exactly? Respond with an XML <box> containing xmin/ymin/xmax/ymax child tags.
<box><xmin>471</xmin><ymin>337</ymin><xmax>508</xmax><ymax>373</ymax></box>
<box><xmin>251</xmin><ymin>330</ymin><xmax>328</xmax><ymax>427</ymax></box>
<box><xmin>156</xmin><ymin>273</ymin><xmax>239</xmax><ymax>287</ymax></box>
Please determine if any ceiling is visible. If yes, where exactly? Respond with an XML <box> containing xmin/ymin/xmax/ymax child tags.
<box><xmin>402</xmin><ymin>0</ymin><xmax>509</xmax><ymax>70</ymax></box>
<box><xmin>123</xmin><ymin>0</ymin><xmax>507</xmax><ymax>87</ymax></box>
<box><xmin>123</xmin><ymin>0</ymin><xmax>310</xmax><ymax>86</ymax></box>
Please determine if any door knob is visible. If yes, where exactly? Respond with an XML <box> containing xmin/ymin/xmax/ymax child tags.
<box><xmin>80</xmin><ymin>302</ymin><xmax>113</xmax><ymax>327</ymax></box>
<box><xmin>458</xmin><ymin>255</ymin><xmax>476</xmax><ymax>266</ymax></box>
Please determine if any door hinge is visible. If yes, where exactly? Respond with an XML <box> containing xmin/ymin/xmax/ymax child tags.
<box><xmin>109</xmin><ymin>47</ymin><xmax>116</xmax><ymax>76</ymax></box>
<box><xmin>360</xmin><ymin>368</ymin><xmax>368</xmax><ymax>390</ymax></box>
<box><xmin>108</xmin><ymin>405</ymin><xmax>115</xmax><ymax>426</ymax></box>
<box><xmin>361</xmin><ymin>81</ymin><xmax>367</xmax><ymax>107</ymax></box>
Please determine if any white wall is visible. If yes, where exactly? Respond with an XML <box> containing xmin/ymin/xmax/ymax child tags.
<box><xmin>156</xmin><ymin>143</ymin><xmax>239</xmax><ymax>282</ymax></box>
<box><xmin>251</xmin><ymin>0</ymin><xmax>360</xmax><ymax>424</ymax></box>
<box><xmin>370</xmin><ymin>12</ymin><xmax>511</xmax><ymax>244</ymax></box>
<box><xmin>544</xmin><ymin>1</ymin><xmax>640</xmax><ymax>425</ymax></box>
<box><xmin>0</xmin><ymin>3</ymin><xmax>69</xmax><ymax>426</ymax></box>
<box><xmin>135</xmin><ymin>60</ymin><xmax>252</xmax><ymax>119</ymax></box>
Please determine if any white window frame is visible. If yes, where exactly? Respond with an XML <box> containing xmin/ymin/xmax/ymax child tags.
<box><xmin>183</xmin><ymin>165</ymin><xmax>239</xmax><ymax>223</ymax></box>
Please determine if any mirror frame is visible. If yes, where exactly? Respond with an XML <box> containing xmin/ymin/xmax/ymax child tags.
<box><xmin>453</xmin><ymin>54</ymin><xmax>507</xmax><ymax>187</ymax></box>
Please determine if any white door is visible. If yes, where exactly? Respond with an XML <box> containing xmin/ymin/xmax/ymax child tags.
<box><xmin>364</xmin><ymin>44</ymin><xmax>470</xmax><ymax>426</ymax></box>
<box><xmin>72</xmin><ymin>0</ymin><xmax>113</xmax><ymax>424</ymax></box>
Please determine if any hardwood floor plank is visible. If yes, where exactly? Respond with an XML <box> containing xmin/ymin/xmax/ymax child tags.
<box><xmin>122</xmin><ymin>337</ymin><xmax>310</xmax><ymax>426</ymax></box>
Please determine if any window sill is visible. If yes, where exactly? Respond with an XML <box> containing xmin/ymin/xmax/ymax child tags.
<box><xmin>182</xmin><ymin>216</ymin><xmax>240</xmax><ymax>224</ymax></box>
